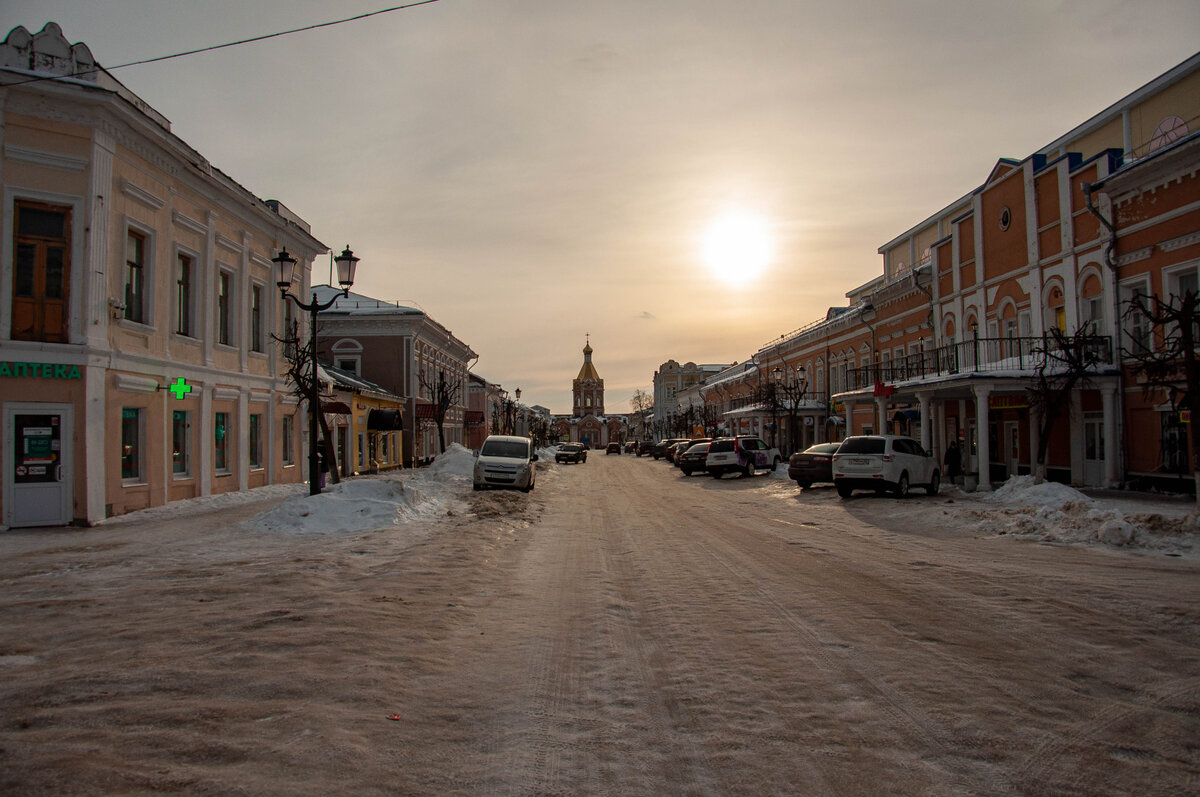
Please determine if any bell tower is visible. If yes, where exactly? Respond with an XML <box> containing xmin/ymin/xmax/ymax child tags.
<box><xmin>572</xmin><ymin>334</ymin><xmax>604</xmax><ymax>417</ymax></box>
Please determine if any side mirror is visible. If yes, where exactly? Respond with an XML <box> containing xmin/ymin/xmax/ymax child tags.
<box><xmin>531</xmin><ymin>453</ymin><xmax>539</xmax><ymax>462</ymax></box>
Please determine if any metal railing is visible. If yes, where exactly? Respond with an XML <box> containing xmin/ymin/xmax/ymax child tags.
<box><xmin>846</xmin><ymin>334</ymin><xmax>1113</xmax><ymax>390</ymax></box>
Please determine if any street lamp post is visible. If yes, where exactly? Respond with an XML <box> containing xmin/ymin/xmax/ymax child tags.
<box><xmin>274</xmin><ymin>246</ymin><xmax>360</xmax><ymax>496</ymax></box>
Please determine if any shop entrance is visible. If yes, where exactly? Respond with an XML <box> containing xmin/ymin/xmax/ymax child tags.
<box><xmin>6</xmin><ymin>403</ymin><xmax>73</xmax><ymax>527</ymax></box>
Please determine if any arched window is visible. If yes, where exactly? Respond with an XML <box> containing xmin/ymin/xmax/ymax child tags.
<box><xmin>1046</xmin><ymin>283</ymin><xmax>1066</xmax><ymax>333</ymax></box>
<box><xmin>1080</xmin><ymin>271</ymin><xmax>1105</xmax><ymax>333</ymax></box>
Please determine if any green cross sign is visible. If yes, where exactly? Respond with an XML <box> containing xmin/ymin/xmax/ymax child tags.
<box><xmin>168</xmin><ymin>377</ymin><xmax>193</xmax><ymax>400</ymax></box>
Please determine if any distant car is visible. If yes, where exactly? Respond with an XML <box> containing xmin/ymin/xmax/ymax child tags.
<box><xmin>788</xmin><ymin>442</ymin><xmax>841</xmax><ymax>488</ymax></box>
<box><xmin>606</xmin><ymin>442</ymin><xmax>621</xmax><ymax>455</ymax></box>
<box><xmin>832</xmin><ymin>435</ymin><xmax>940</xmax><ymax>498</ymax></box>
<box><xmin>473</xmin><ymin>435</ymin><xmax>538</xmax><ymax>492</ymax></box>
<box><xmin>705</xmin><ymin>436</ymin><xmax>781</xmax><ymax>478</ymax></box>
<box><xmin>636</xmin><ymin>440</ymin><xmax>655</xmax><ymax>457</ymax></box>
<box><xmin>677</xmin><ymin>442</ymin><xmax>711</xmax><ymax>476</ymax></box>
<box><xmin>624</xmin><ymin>440</ymin><xmax>637</xmax><ymax>453</ymax></box>
<box><xmin>555</xmin><ymin>443</ymin><xmax>587</xmax><ymax>464</ymax></box>
<box><xmin>653</xmin><ymin>438</ymin><xmax>689</xmax><ymax>460</ymax></box>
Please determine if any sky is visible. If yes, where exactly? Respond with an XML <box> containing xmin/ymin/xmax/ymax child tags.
<box><xmin>5</xmin><ymin>1</ymin><xmax>1199</xmax><ymax>414</ymax></box>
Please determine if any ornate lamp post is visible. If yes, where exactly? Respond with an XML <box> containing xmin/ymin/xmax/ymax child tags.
<box><xmin>274</xmin><ymin>246</ymin><xmax>360</xmax><ymax>496</ymax></box>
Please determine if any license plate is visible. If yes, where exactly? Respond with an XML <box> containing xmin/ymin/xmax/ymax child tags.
<box><xmin>851</xmin><ymin>458</ymin><xmax>869</xmax><ymax>465</ymax></box>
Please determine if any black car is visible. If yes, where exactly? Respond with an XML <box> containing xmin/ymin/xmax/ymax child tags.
<box><xmin>636</xmin><ymin>440</ymin><xmax>655</xmax><ymax>457</ymax></box>
<box><xmin>555</xmin><ymin>443</ymin><xmax>587</xmax><ymax>464</ymax></box>
<box><xmin>787</xmin><ymin>442</ymin><xmax>840</xmax><ymax>488</ymax></box>
<box><xmin>653</xmin><ymin>438</ymin><xmax>689</xmax><ymax>460</ymax></box>
<box><xmin>673</xmin><ymin>438</ymin><xmax>711</xmax><ymax>468</ymax></box>
<box><xmin>606</xmin><ymin>442</ymin><xmax>622</xmax><ymax>455</ymax></box>
<box><xmin>677</xmin><ymin>441</ymin><xmax>711</xmax><ymax>476</ymax></box>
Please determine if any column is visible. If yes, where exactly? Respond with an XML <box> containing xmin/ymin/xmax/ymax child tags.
<box><xmin>1102</xmin><ymin>383</ymin><xmax>1118</xmax><ymax>487</ymax></box>
<box><xmin>917</xmin><ymin>392</ymin><xmax>932</xmax><ymax>452</ymax></box>
<box><xmin>974</xmin><ymin>383</ymin><xmax>992</xmax><ymax>490</ymax></box>
<box><xmin>1029</xmin><ymin>404</ymin><xmax>1041</xmax><ymax>481</ymax></box>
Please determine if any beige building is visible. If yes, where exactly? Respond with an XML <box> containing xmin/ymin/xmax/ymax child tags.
<box><xmin>1</xmin><ymin>23</ymin><xmax>325</xmax><ymax>525</ymax></box>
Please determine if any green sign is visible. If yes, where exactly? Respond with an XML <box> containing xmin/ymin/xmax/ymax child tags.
<box><xmin>168</xmin><ymin>377</ymin><xmax>193</xmax><ymax>399</ymax></box>
<box><xmin>0</xmin><ymin>362</ymin><xmax>82</xmax><ymax>379</ymax></box>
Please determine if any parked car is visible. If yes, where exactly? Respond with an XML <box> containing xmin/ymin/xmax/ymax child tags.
<box><xmin>788</xmin><ymin>442</ymin><xmax>841</xmax><ymax>488</ymax></box>
<box><xmin>705</xmin><ymin>436</ymin><xmax>781</xmax><ymax>478</ymax></box>
<box><xmin>677</xmin><ymin>441</ymin><xmax>712</xmax><ymax>476</ymax></box>
<box><xmin>555</xmin><ymin>443</ymin><xmax>587</xmax><ymax>464</ymax></box>
<box><xmin>831</xmin><ymin>435</ymin><xmax>940</xmax><ymax>498</ymax></box>
<box><xmin>624</xmin><ymin>440</ymin><xmax>636</xmax><ymax>453</ymax></box>
<box><xmin>637</xmin><ymin>440</ymin><xmax>655</xmax><ymax>457</ymax></box>
<box><xmin>653</xmin><ymin>438</ymin><xmax>689</xmax><ymax>460</ymax></box>
<box><xmin>473</xmin><ymin>435</ymin><xmax>538</xmax><ymax>492</ymax></box>
<box><xmin>606</xmin><ymin>442</ymin><xmax>622</xmax><ymax>455</ymax></box>
<box><xmin>673</xmin><ymin>438</ymin><xmax>711</xmax><ymax>468</ymax></box>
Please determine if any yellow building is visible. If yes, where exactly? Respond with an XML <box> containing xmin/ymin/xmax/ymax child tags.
<box><xmin>1</xmin><ymin>23</ymin><xmax>327</xmax><ymax>525</ymax></box>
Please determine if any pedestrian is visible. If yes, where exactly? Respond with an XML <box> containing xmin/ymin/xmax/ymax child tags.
<box><xmin>944</xmin><ymin>440</ymin><xmax>962</xmax><ymax>484</ymax></box>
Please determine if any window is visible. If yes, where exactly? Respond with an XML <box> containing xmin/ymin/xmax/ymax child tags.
<box><xmin>176</xmin><ymin>252</ymin><xmax>193</xmax><ymax>336</ymax></box>
<box><xmin>381</xmin><ymin>431</ymin><xmax>390</xmax><ymax>462</ymax></box>
<box><xmin>338</xmin><ymin>359</ymin><xmax>358</xmax><ymax>374</ymax></box>
<box><xmin>282</xmin><ymin>298</ymin><xmax>297</xmax><ymax>358</ymax></box>
<box><xmin>250</xmin><ymin>284</ymin><xmax>264</xmax><ymax>353</ymax></box>
<box><xmin>358</xmin><ymin>432</ymin><xmax>366</xmax><ymax>468</ymax></box>
<box><xmin>214</xmin><ymin>412</ymin><xmax>230</xmax><ymax>474</ymax></box>
<box><xmin>217</xmin><ymin>271</ymin><xmax>232</xmax><ymax>346</ymax></box>
<box><xmin>121</xmin><ymin>408</ymin><xmax>142</xmax><ymax>481</ymax></box>
<box><xmin>124</xmin><ymin>229</ymin><xmax>147</xmax><ymax>324</ymax></box>
<box><xmin>282</xmin><ymin>415</ymin><xmax>295</xmax><ymax>466</ymax></box>
<box><xmin>249</xmin><ymin>413</ymin><xmax>263</xmax><ymax>469</ymax></box>
<box><xmin>172</xmin><ymin>410</ymin><xmax>190</xmax><ymax>476</ymax></box>
<box><xmin>1121</xmin><ymin>279</ymin><xmax>1152</xmax><ymax>355</ymax></box>
<box><xmin>13</xmin><ymin>201</ymin><xmax>71</xmax><ymax>343</ymax></box>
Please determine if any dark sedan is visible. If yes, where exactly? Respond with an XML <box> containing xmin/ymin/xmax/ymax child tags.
<box><xmin>636</xmin><ymin>440</ymin><xmax>655</xmax><ymax>457</ymax></box>
<box><xmin>652</xmin><ymin>438</ymin><xmax>689</xmax><ymax>460</ymax></box>
<box><xmin>555</xmin><ymin>443</ymin><xmax>588</xmax><ymax>464</ymax></box>
<box><xmin>677</xmin><ymin>441</ymin><xmax>711</xmax><ymax>476</ymax></box>
<box><xmin>787</xmin><ymin>442</ymin><xmax>841</xmax><ymax>488</ymax></box>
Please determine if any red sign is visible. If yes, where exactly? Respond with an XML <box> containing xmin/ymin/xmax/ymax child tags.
<box><xmin>873</xmin><ymin>382</ymin><xmax>895</xmax><ymax>397</ymax></box>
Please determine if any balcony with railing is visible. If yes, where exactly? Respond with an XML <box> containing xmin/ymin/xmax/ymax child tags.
<box><xmin>846</xmin><ymin>334</ymin><xmax>1114</xmax><ymax>391</ymax></box>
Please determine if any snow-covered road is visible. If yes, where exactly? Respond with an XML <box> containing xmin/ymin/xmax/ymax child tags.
<box><xmin>1</xmin><ymin>447</ymin><xmax>1197</xmax><ymax>794</ymax></box>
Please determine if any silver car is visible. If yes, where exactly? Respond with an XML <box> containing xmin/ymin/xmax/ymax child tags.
<box><xmin>832</xmin><ymin>435</ymin><xmax>940</xmax><ymax>498</ymax></box>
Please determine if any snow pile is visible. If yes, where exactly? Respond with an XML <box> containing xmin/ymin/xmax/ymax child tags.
<box><xmin>248</xmin><ymin>476</ymin><xmax>425</xmax><ymax>535</ymax></box>
<box><xmin>99</xmin><ymin>482</ymin><xmax>307</xmax><ymax>525</ymax></box>
<box><xmin>420</xmin><ymin>442</ymin><xmax>476</xmax><ymax>478</ymax></box>
<box><xmin>966</xmin><ymin>475</ymin><xmax>1200</xmax><ymax>557</ymax></box>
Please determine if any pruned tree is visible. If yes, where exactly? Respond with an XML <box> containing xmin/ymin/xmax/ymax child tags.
<box><xmin>1123</xmin><ymin>289</ymin><xmax>1200</xmax><ymax>502</ymax></box>
<box><xmin>418</xmin><ymin>367</ymin><xmax>462</xmax><ymax>455</ymax></box>
<box><xmin>1026</xmin><ymin>326</ymin><xmax>1102</xmax><ymax>483</ymax></box>
<box><xmin>273</xmin><ymin>320</ymin><xmax>341</xmax><ymax>485</ymax></box>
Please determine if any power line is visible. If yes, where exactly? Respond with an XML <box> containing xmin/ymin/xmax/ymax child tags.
<box><xmin>3</xmin><ymin>0</ymin><xmax>443</xmax><ymax>86</ymax></box>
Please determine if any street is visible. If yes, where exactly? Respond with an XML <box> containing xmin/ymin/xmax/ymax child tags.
<box><xmin>1</xmin><ymin>453</ymin><xmax>1198</xmax><ymax>795</ymax></box>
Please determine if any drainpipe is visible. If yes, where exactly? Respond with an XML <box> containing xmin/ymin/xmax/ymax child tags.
<box><xmin>1082</xmin><ymin>179</ymin><xmax>1126</xmax><ymax>488</ymax></box>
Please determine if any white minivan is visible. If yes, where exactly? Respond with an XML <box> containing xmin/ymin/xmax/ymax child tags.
<box><xmin>831</xmin><ymin>435</ymin><xmax>940</xmax><ymax>498</ymax></box>
<box><xmin>473</xmin><ymin>435</ymin><xmax>538</xmax><ymax>492</ymax></box>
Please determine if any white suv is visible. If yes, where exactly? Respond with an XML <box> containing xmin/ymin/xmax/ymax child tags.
<box><xmin>832</xmin><ymin>435</ymin><xmax>940</xmax><ymax>498</ymax></box>
<box><xmin>705</xmin><ymin>436</ymin><xmax>782</xmax><ymax>478</ymax></box>
<box><xmin>473</xmin><ymin>435</ymin><xmax>538</xmax><ymax>492</ymax></box>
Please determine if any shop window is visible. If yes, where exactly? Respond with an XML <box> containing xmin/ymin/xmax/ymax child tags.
<box><xmin>282</xmin><ymin>415</ymin><xmax>295</xmax><ymax>466</ymax></box>
<box><xmin>13</xmin><ymin>200</ymin><xmax>71</xmax><ymax>343</ymax></box>
<box><xmin>1161</xmin><ymin>411</ymin><xmax>1187</xmax><ymax>473</ymax></box>
<box><xmin>249</xmin><ymin>413</ymin><xmax>263</xmax><ymax>469</ymax></box>
<box><xmin>124</xmin><ymin>228</ymin><xmax>149</xmax><ymax>324</ymax></box>
<box><xmin>172</xmin><ymin>410</ymin><xmax>190</xmax><ymax>476</ymax></box>
<box><xmin>215</xmin><ymin>412</ymin><xmax>230</xmax><ymax>474</ymax></box>
<box><xmin>121</xmin><ymin>408</ymin><xmax>143</xmax><ymax>481</ymax></box>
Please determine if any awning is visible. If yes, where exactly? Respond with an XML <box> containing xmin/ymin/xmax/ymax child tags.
<box><xmin>367</xmin><ymin>409</ymin><xmax>403</xmax><ymax>430</ymax></box>
<box><xmin>415</xmin><ymin>404</ymin><xmax>438</xmax><ymax>420</ymax></box>
<box><xmin>828</xmin><ymin>416</ymin><xmax>846</xmax><ymax>425</ymax></box>
<box><xmin>321</xmin><ymin>401</ymin><xmax>352</xmax><ymax>414</ymax></box>
<box><xmin>893</xmin><ymin>409</ymin><xmax>921</xmax><ymax>422</ymax></box>
<box><xmin>464</xmin><ymin>410</ymin><xmax>485</xmax><ymax>425</ymax></box>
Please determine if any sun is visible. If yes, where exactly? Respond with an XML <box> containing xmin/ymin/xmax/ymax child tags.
<box><xmin>700</xmin><ymin>209</ymin><xmax>773</xmax><ymax>285</ymax></box>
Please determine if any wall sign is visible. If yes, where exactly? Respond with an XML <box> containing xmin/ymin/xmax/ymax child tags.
<box><xmin>0</xmin><ymin>362</ymin><xmax>82</xmax><ymax>379</ymax></box>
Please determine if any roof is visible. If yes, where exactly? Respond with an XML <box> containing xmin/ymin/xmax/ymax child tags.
<box><xmin>576</xmin><ymin>361</ymin><xmax>601</xmax><ymax>381</ymax></box>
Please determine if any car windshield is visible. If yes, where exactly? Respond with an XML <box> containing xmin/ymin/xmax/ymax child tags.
<box><xmin>838</xmin><ymin>437</ymin><xmax>886</xmax><ymax>454</ymax></box>
<box><xmin>481</xmin><ymin>439</ymin><xmax>530</xmax><ymax>458</ymax></box>
<box><xmin>562</xmin><ymin>444</ymin><xmax>582</xmax><ymax>452</ymax></box>
<box><xmin>806</xmin><ymin>443</ymin><xmax>841</xmax><ymax>455</ymax></box>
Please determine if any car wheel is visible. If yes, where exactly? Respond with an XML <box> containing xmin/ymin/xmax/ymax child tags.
<box><xmin>836</xmin><ymin>483</ymin><xmax>853</xmax><ymax>498</ymax></box>
<box><xmin>710</xmin><ymin>470</ymin><xmax>722</xmax><ymax>479</ymax></box>
<box><xmin>895</xmin><ymin>472</ymin><xmax>910</xmax><ymax>498</ymax></box>
<box><xmin>681</xmin><ymin>467</ymin><xmax>691</xmax><ymax>476</ymax></box>
<box><xmin>473</xmin><ymin>482</ymin><xmax>481</xmax><ymax>491</ymax></box>
<box><xmin>742</xmin><ymin>461</ymin><xmax>754</xmax><ymax>478</ymax></box>
<box><xmin>926</xmin><ymin>470</ymin><xmax>941</xmax><ymax>495</ymax></box>
<box><xmin>772</xmin><ymin>456</ymin><xmax>781</xmax><ymax>471</ymax></box>
<box><xmin>796</xmin><ymin>480</ymin><xmax>811</xmax><ymax>489</ymax></box>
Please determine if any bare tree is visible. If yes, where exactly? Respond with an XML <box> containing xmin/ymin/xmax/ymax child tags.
<box><xmin>418</xmin><ymin>368</ymin><xmax>462</xmax><ymax>455</ymax></box>
<box><xmin>1026</xmin><ymin>326</ymin><xmax>1103</xmax><ymax>483</ymax></box>
<box><xmin>273</xmin><ymin>320</ymin><xmax>341</xmax><ymax>485</ymax></box>
<box><xmin>1123</xmin><ymin>290</ymin><xmax>1200</xmax><ymax>502</ymax></box>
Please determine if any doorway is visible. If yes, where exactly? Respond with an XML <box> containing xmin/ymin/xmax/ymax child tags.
<box><xmin>5</xmin><ymin>403</ymin><xmax>74</xmax><ymax>527</ymax></box>
<box><xmin>1004</xmin><ymin>421</ymin><xmax>1020</xmax><ymax>478</ymax></box>
<box><xmin>1083</xmin><ymin>412</ymin><xmax>1104</xmax><ymax>486</ymax></box>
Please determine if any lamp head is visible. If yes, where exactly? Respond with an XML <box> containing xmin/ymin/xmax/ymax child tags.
<box><xmin>273</xmin><ymin>249</ymin><xmax>298</xmax><ymax>293</ymax></box>
<box><xmin>334</xmin><ymin>246</ymin><xmax>359</xmax><ymax>290</ymax></box>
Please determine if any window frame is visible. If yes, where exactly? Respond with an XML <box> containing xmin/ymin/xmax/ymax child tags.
<box><xmin>249</xmin><ymin>413</ymin><xmax>263</xmax><ymax>470</ymax></box>
<box><xmin>282</xmin><ymin>414</ymin><xmax>295</xmax><ymax>467</ymax></box>
<box><xmin>12</xmin><ymin>199</ymin><xmax>72</xmax><ymax>343</ymax></box>
<box><xmin>120</xmin><ymin>407</ymin><xmax>145</xmax><ymax>483</ymax></box>
<box><xmin>216</xmin><ymin>267</ymin><xmax>235</xmax><ymax>348</ymax></box>
<box><xmin>174</xmin><ymin>247</ymin><xmax>198</xmax><ymax>338</ymax></box>
<box><xmin>172</xmin><ymin>409</ymin><xmax>191</xmax><ymax>477</ymax></box>
<box><xmin>122</xmin><ymin>222</ymin><xmax>154</xmax><ymax>327</ymax></box>
<box><xmin>250</xmin><ymin>281</ymin><xmax>265</xmax><ymax>354</ymax></box>
<box><xmin>214</xmin><ymin>411</ymin><xmax>232</xmax><ymax>475</ymax></box>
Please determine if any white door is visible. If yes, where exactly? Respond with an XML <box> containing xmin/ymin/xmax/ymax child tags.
<box><xmin>1004</xmin><ymin>421</ymin><xmax>1020</xmax><ymax>478</ymax></box>
<box><xmin>6</xmin><ymin>403</ymin><xmax>73</xmax><ymax>527</ymax></box>
<box><xmin>1083</xmin><ymin>412</ymin><xmax>1104</xmax><ymax>486</ymax></box>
